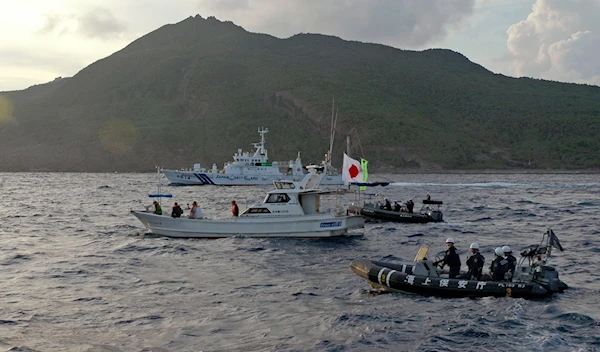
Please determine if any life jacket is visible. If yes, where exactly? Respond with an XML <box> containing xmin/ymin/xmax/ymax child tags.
<box><xmin>491</xmin><ymin>257</ymin><xmax>509</xmax><ymax>281</ymax></box>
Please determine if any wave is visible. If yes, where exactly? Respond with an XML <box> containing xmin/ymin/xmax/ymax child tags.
<box><xmin>1</xmin><ymin>172</ymin><xmax>599</xmax><ymax>351</ymax></box>
<box><xmin>389</xmin><ymin>182</ymin><xmax>600</xmax><ymax>189</ymax></box>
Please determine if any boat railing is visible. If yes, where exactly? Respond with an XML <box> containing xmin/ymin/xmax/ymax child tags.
<box><xmin>319</xmin><ymin>206</ymin><xmax>347</xmax><ymax>217</ymax></box>
<box><xmin>513</xmin><ymin>228</ymin><xmax>563</xmax><ymax>283</ymax></box>
<box><xmin>419</xmin><ymin>203</ymin><xmax>440</xmax><ymax>213</ymax></box>
<box><xmin>350</xmin><ymin>191</ymin><xmax>381</xmax><ymax>206</ymax></box>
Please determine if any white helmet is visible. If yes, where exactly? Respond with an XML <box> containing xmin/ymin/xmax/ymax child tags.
<box><xmin>446</xmin><ymin>238</ymin><xmax>455</xmax><ymax>243</ymax></box>
<box><xmin>494</xmin><ymin>247</ymin><xmax>504</xmax><ymax>256</ymax></box>
<box><xmin>502</xmin><ymin>245</ymin><xmax>511</xmax><ymax>253</ymax></box>
<box><xmin>470</xmin><ymin>242</ymin><xmax>479</xmax><ymax>249</ymax></box>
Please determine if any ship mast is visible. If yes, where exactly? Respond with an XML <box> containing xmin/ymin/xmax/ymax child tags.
<box><xmin>253</xmin><ymin>127</ymin><xmax>269</xmax><ymax>157</ymax></box>
<box><xmin>326</xmin><ymin>99</ymin><xmax>338</xmax><ymax>172</ymax></box>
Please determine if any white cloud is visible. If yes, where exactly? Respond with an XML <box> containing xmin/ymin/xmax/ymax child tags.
<box><xmin>0</xmin><ymin>1</ymin><xmax>199</xmax><ymax>91</ymax></box>
<box><xmin>506</xmin><ymin>0</ymin><xmax>600</xmax><ymax>85</ymax></box>
<box><xmin>0</xmin><ymin>0</ymin><xmax>480</xmax><ymax>91</ymax></box>
<box><xmin>197</xmin><ymin>0</ymin><xmax>476</xmax><ymax>48</ymax></box>
<box><xmin>38</xmin><ymin>7</ymin><xmax>128</xmax><ymax>39</ymax></box>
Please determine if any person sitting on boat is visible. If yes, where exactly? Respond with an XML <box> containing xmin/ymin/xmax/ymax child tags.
<box><xmin>153</xmin><ymin>201</ymin><xmax>162</xmax><ymax>215</ymax></box>
<box><xmin>406</xmin><ymin>199</ymin><xmax>415</xmax><ymax>213</ymax></box>
<box><xmin>489</xmin><ymin>247</ymin><xmax>509</xmax><ymax>281</ymax></box>
<box><xmin>384</xmin><ymin>199</ymin><xmax>392</xmax><ymax>211</ymax></box>
<box><xmin>172</xmin><ymin>202</ymin><xmax>183</xmax><ymax>218</ymax></box>
<box><xmin>188</xmin><ymin>201</ymin><xmax>204</xmax><ymax>219</ymax></box>
<box><xmin>435</xmin><ymin>238</ymin><xmax>461</xmax><ymax>279</ymax></box>
<box><xmin>463</xmin><ymin>242</ymin><xmax>485</xmax><ymax>280</ymax></box>
<box><xmin>393</xmin><ymin>202</ymin><xmax>401</xmax><ymax>212</ymax></box>
<box><xmin>231</xmin><ymin>200</ymin><xmax>239</xmax><ymax>217</ymax></box>
<box><xmin>502</xmin><ymin>245</ymin><xmax>517</xmax><ymax>279</ymax></box>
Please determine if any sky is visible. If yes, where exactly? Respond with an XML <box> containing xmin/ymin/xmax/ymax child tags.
<box><xmin>1</xmin><ymin>0</ymin><xmax>599</xmax><ymax>92</ymax></box>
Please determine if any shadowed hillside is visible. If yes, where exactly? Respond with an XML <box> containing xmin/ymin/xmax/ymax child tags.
<box><xmin>1</xmin><ymin>15</ymin><xmax>599</xmax><ymax>172</ymax></box>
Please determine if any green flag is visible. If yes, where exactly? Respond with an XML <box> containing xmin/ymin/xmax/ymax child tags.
<box><xmin>360</xmin><ymin>158</ymin><xmax>369</xmax><ymax>191</ymax></box>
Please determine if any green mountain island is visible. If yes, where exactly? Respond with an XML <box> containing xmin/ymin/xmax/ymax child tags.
<box><xmin>1</xmin><ymin>15</ymin><xmax>599</xmax><ymax>172</ymax></box>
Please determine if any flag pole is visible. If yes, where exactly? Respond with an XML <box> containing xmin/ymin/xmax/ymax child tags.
<box><xmin>346</xmin><ymin>133</ymin><xmax>351</xmax><ymax>158</ymax></box>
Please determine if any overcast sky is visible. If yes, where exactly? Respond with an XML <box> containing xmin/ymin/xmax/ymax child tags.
<box><xmin>1</xmin><ymin>0</ymin><xmax>599</xmax><ymax>92</ymax></box>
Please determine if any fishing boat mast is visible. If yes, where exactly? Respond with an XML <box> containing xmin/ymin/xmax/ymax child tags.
<box><xmin>325</xmin><ymin>99</ymin><xmax>338</xmax><ymax>173</ymax></box>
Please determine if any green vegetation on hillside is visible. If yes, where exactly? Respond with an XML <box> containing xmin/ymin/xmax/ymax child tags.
<box><xmin>0</xmin><ymin>15</ymin><xmax>598</xmax><ymax>172</ymax></box>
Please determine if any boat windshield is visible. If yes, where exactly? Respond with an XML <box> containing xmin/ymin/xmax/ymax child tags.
<box><xmin>274</xmin><ymin>181</ymin><xmax>295</xmax><ymax>189</ymax></box>
<box><xmin>242</xmin><ymin>207</ymin><xmax>272</xmax><ymax>214</ymax></box>
<box><xmin>266</xmin><ymin>193</ymin><xmax>290</xmax><ymax>203</ymax></box>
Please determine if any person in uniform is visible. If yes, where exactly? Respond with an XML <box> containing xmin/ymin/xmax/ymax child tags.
<box><xmin>465</xmin><ymin>242</ymin><xmax>485</xmax><ymax>280</ymax></box>
<box><xmin>490</xmin><ymin>247</ymin><xmax>509</xmax><ymax>281</ymax></box>
<box><xmin>406</xmin><ymin>199</ymin><xmax>415</xmax><ymax>213</ymax></box>
<box><xmin>436</xmin><ymin>238</ymin><xmax>461</xmax><ymax>279</ymax></box>
<box><xmin>384</xmin><ymin>199</ymin><xmax>392</xmax><ymax>211</ymax></box>
<box><xmin>503</xmin><ymin>245</ymin><xmax>517</xmax><ymax>279</ymax></box>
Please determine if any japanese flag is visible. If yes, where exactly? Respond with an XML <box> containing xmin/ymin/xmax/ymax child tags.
<box><xmin>342</xmin><ymin>153</ymin><xmax>363</xmax><ymax>186</ymax></box>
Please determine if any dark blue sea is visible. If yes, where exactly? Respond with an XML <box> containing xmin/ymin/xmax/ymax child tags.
<box><xmin>1</xmin><ymin>172</ymin><xmax>599</xmax><ymax>351</ymax></box>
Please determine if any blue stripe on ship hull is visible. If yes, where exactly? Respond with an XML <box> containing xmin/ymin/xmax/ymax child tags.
<box><xmin>194</xmin><ymin>173</ymin><xmax>215</xmax><ymax>185</ymax></box>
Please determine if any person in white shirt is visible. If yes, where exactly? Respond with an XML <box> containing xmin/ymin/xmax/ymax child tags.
<box><xmin>188</xmin><ymin>201</ymin><xmax>204</xmax><ymax>219</ymax></box>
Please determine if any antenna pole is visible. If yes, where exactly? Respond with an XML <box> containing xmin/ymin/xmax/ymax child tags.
<box><xmin>346</xmin><ymin>134</ymin><xmax>351</xmax><ymax>158</ymax></box>
<box><xmin>327</xmin><ymin>99</ymin><xmax>336</xmax><ymax>168</ymax></box>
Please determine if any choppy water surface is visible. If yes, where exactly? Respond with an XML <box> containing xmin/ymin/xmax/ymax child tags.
<box><xmin>1</xmin><ymin>172</ymin><xmax>599</xmax><ymax>351</ymax></box>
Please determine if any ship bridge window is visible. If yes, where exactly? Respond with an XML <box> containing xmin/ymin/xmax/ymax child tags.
<box><xmin>273</xmin><ymin>181</ymin><xmax>295</xmax><ymax>190</ymax></box>
<box><xmin>242</xmin><ymin>208</ymin><xmax>271</xmax><ymax>214</ymax></box>
<box><xmin>266</xmin><ymin>193</ymin><xmax>290</xmax><ymax>203</ymax></box>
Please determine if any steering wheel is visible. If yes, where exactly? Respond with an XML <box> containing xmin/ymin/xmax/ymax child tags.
<box><xmin>434</xmin><ymin>251</ymin><xmax>445</xmax><ymax>268</ymax></box>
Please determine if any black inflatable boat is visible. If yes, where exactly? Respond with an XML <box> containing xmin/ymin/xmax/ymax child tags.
<box><xmin>348</xmin><ymin>199</ymin><xmax>443</xmax><ymax>223</ymax></box>
<box><xmin>350</xmin><ymin>229</ymin><xmax>568</xmax><ymax>299</ymax></box>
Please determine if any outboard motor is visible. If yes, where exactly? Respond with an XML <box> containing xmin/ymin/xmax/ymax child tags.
<box><xmin>429</xmin><ymin>211</ymin><xmax>443</xmax><ymax>222</ymax></box>
<box><xmin>533</xmin><ymin>266</ymin><xmax>560</xmax><ymax>293</ymax></box>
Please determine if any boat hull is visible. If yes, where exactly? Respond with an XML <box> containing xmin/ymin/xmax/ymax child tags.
<box><xmin>350</xmin><ymin>259</ymin><xmax>560</xmax><ymax>299</ymax></box>
<box><xmin>162</xmin><ymin>169</ymin><xmax>343</xmax><ymax>186</ymax></box>
<box><xmin>348</xmin><ymin>205</ymin><xmax>442</xmax><ymax>223</ymax></box>
<box><xmin>131</xmin><ymin>211</ymin><xmax>364</xmax><ymax>238</ymax></box>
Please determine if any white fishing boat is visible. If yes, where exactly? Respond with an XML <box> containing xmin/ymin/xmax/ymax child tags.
<box><xmin>131</xmin><ymin>173</ymin><xmax>364</xmax><ymax>238</ymax></box>
<box><xmin>161</xmin><ymin>127</ymin><xmax>343</xmax><ymax>186</ymax></box>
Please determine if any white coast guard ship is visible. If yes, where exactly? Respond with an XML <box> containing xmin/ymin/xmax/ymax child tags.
<box><xmin>161</xmin><ymin>127</ymin><xmax>343</xmax><ymax>186</ymax></box>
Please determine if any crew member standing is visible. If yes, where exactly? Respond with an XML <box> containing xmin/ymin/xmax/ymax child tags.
<box><xmin>406</xmin><ymin>199</ymin><xmax>415</xmax><ymax>213</ymax></box>
<box><xmin>490</xmin><ymin>247</ymin><xmax>509</xmax><ymax>281</ymax></box>
<box><xmin>502</xmin><ymin>246</ymin><xmax>517</xmax><ymax>279</ymax></box>
<box><xmin>231</xmin><ymin>200</ymin><xmax>239</xmax><ymax>217</ymax></box>
<box><xmin>465</xmin><ymin>242</ymin><xmax>485</xmax><ymax>280</ymax></box>
<box><xmin>436</xmin><ymin>238</ymin><xmax>461</xmax><ymax>279</ymax></box>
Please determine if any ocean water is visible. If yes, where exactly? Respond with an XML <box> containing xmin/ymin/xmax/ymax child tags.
<box><xmin>1</xmin><ymin>172</ymin><xmax>599</xmax><ymax>352</ymax></box>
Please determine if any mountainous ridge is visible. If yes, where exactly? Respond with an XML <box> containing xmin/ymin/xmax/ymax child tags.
<box><xmin>0</xmin><ymin>15</ymin><xmax>598</xmax><ymax>172</ymax></box>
